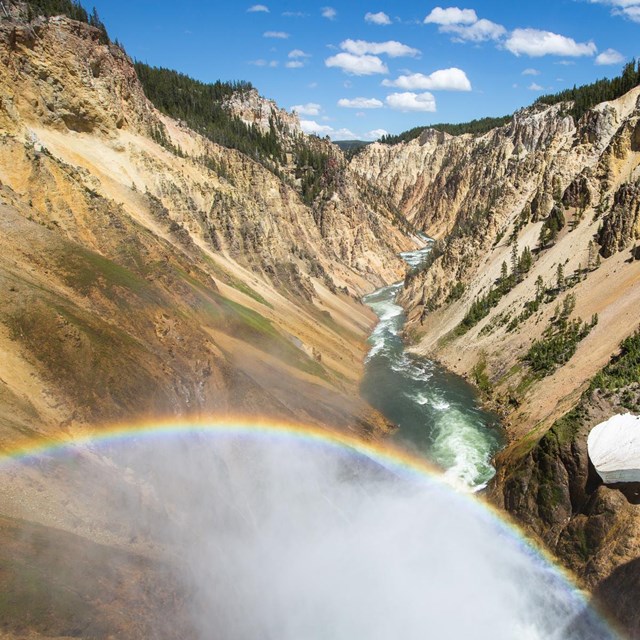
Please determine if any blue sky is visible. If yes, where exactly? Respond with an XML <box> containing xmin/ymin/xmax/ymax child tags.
<box><xmin>94</xmin><ymin>1</ymin><xmax>639</xmax><ymax>140</ymax></box>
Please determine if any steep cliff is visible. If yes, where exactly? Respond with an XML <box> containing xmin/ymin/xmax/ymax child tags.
<box><xmin>352</xmin><ymin>86</ymin><xmax>640</xmax><ymax>436</ymax></box>
<box><xmin>0</xmin><ymin>9</ymin><xmax>413</xmax><ymax>447</ymax></box>
<box><xmin>490</xmin><ymin>332</ymin><xmax>640</xmax><ymax>636</ymax></box>
<box><xmin>353</xmin><ymin>82</ymin><xmax>640</xmax><ymax>633</ymax></box>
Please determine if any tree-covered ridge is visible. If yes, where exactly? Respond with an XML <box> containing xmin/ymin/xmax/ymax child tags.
<box><xmin>379</xmin><ymin>115</ymin><xmax>512</xmax><ymax>146</ymax></box>
<box><xmin>15</xmin><ymin>2</ymin><xmax>361</xmax><ymax>205</ymax></box>
<box><xmin>134</xmin><ymin>64</ymin><xmax>341</xmax><ymax>204</ymax></box>
<box><xmin>535</xmin><ymin>60</ymin><xmax>640</xmax><ymax>122</ymax></box>
<box><xmin>23</xmin><ymin>0</ymin><xmax>109</xmax><ymax>43</ymax></box>
<box><xmin>134</xmin><ymin>62</ymin><xmax>285</xmax><ymax>165</ymax></box>
<box><xmin>134</xmin><ymin>63</ymin><xmax>253</xmax><ymax>112</ymax></box>
<box><xmin>381</xmin><ymin>61</ymin><xmax>640</xmax><ymax>147</ymax></box>
<box><xmin>24</xmin><ymin>0</ymin><xmax>87</xmax><ymax>21</ymax></box>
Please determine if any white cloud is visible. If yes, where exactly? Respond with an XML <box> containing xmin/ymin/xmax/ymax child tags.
<box><xmin>248</xmin><ymin>4</ymin><xmax>269</xmax><ymax>12</ymax></box>
<box><xmin>589</xmin><ymin>1</ymin><xmax>640</xmax><ymax>6</ymax></box>
<box><xmin>622</xmin><ymin>6</ymin><xmax>640</xmax><ymax>21</ymax></box>
<box><xmin>300</xmin><ymin>120</ymin><xmax>357</xmax><ymax>140</ymax></box>
<box><xmin>595</xmin><ymin>48</ymin><xmax>625</xmax><ymax>65</ymax></box>
<box><xmin>505</xmin><ymin>29</ymin><xmax>597</xmax><ymax>57</ymax></box>
<box><xmin>286</xmin><ymin>50</ymin><xmax>310</xmax><ymax>68</ymax></box>
<box><xmin>325</xmin><ymin>53</ymin><xmax>389</xmax><ymax>75</ymax></box>
<box><xmin>528</xmin><ymin>82</ymin><xmax>544</xmax><ymax>91</ymax></box>
<box><xmin>424</xmin><ymin>7</ymin><xmax>504</xmax><ymax>43</ymax></box>
<box><xmin>440</xmin><ymin>18</ymin><xmax>505</xmax><ymax>42</ymax></box>
<box><xmin>334</xmin><ymin>128</ymin><xmax>358</xmax><ymax>139</ymax></box>
<box><xmin>365</xmin><ymin>11</ymin><xmax>392</xmax><ymax>25</ymax></box>
<box><xmin>338</xmin><ymin>97</ymin><xmax>384</xmax><ymax>109</ymax></box>
<box><xmin>386</xmin><ymin>91</ymin><xmax>437</xmax><ymax>112</ymax></box>
<box><xmin>522</xmin><ymin>68</ymin><xmax>541</xmax><ymax>76</ymax></box>
<box><xmin>322</xmin><ymin>6</ymin><xmax>337</xmax><ymax>19</ymax></box>
<box><xmin>589</xmin><ymin>1</ymin><xmax>640</xmax><ymax>23</ymax></box>
<box><xmin>383</xmin><ymin>67</ymin><xmax>471</xmax><ymax>91</ymax></box>
<box><xmin>340</xmin><ymin>39</ymin><xmax>420</xmax><ymax>58</ymax></box>
<box><xmin>263</xmin><ymin>31</ymin><xmax>289</xmax><ymax>38</ymax></box>
<box><xmin>301</xmin><ymin>120</ymin><xmax>334</xmax><ymax>135</ymax></box>
<box><xmin>365</xmin><ymin>128</ymin><xmax>389</xmax><ymax>140</ymax></box>
<box><xmin>424</xmin><ymin>7</ymin><xmax>477</xmax><ymax>25</ymax></box>
<box><xmin>289</xmin><ymin>49</ymin><xmax>311</xmax><ymax>59</ymax></box>
<box><xmin>291</xmin><ymin>103</ymin><xmax>322</xmax><ymax>116</ymax></box>
<box><xmin>249</xmin><ymin>59</ymin><xmax>279</xmax><ymax>67</ymax></box>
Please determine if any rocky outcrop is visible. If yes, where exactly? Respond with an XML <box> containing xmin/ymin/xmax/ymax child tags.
<box><xmin>598</xmin><ymin>180</ymin><xmax>640</xmax><ymax>258</ymax></box>
<box><xmin>352</xmin><ymin>103</ymin><xmax>577</xmax><ymax>238</ymax></box>
<box><xmin>562</xmin><ymin>169</ymin><xmax>594</xmax><ymax>210</ymax></box>
<box><xmin>490</xmin><ymin>336</ymin><xmax>640</xmax><ymax>634</ymax></box>
<box><xmin>0</xmin><ymin>15</ymin><xmax>154</xmax><ymax>136</ymax></box>
<box><xmin>223</xmin><ymin>87</ymin><xmax>301</xmax><ymax>138</ymax></box>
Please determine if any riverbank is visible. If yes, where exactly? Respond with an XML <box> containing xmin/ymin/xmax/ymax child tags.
<box><xmin>361</xmin><ymin>242</ymin><xmax>504</xmax><ymax>490</ymax></box>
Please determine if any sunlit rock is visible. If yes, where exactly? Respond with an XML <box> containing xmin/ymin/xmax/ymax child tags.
<box><xmin>588</xmin><ymin>414</ymin><xmax>640</xmax><ymax>484</ymax></box>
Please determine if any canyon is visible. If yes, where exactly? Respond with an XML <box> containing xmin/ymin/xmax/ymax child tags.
<box><xmin>1</xmin><ymin>2</ymin><xmax>640</xmax><ymax>638</ymax></box>
<box><xmin>353</xmin><ymin>76</ymin><xmax>640</xmax><ymax>635</ymax></box>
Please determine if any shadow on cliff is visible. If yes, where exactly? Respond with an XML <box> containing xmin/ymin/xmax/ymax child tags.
<box><xmin>594</xmin><ymin>557</ymin><xmax>640</xmax><ymax>639</ymax></box>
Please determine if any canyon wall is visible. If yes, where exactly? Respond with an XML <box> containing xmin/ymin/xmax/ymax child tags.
<box><xmin>353</xmin><ymin>83</ymin><xmax>640</xmax><ymax>634</ymax></box>
<box><xmin>0</xmin><ymin>12</ymin><xmax>414</xmax><ymax>448</ymax></box>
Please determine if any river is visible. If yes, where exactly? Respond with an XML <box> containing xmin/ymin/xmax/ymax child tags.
<box><xmin>361</xmin><ymin>237</ymin><xmax>504</xmax><ymax>490</ymax></box>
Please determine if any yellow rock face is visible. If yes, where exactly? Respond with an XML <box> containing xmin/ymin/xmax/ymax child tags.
<box><xmin>0</xmin><ymin>14</ymin><xmax>414</xmax><ymax>448</ymax></box>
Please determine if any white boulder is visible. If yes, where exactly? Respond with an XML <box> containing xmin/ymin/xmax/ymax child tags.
<box><xmin>588</xmin><ymin>414</ymin><xmax>640</xmax><ymax>484</ymax></box>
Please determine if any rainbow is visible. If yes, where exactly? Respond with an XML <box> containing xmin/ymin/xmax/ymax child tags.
<box><xmin>0</xmin><ymin>416</ymin><xmax>442</xmax><ymax>476</ymax></box>
<box><xmin>0</xmin><ymin>416</ymin><xmax>620</xmax><ymax>636</ymax></box>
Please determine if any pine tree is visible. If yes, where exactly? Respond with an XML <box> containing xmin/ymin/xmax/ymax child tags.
<box><xmin>500</xmin><ymin>260</ymin><xmax>509</xmax><ymax>285</ymax></box>
<box><xmin>511</xmin><ymin>242</ymin><xmax>520</xmax><ymax>282</ymax></box>
<box><xmin>549</xmin><ymin>219</ymin><xmax>560</xmax><ymax>245</ymax></box>
<box><xmin>556</xmin><ymin>263</ymin><xmax>565</xmax><ymax>290</ymax></box>
<box><xmin>519</xmin><ymin>246</ymin><xmax>533</xmax><ymax>274</ymax></box>
<box><xmin>587</xmin><ymin>240</ymin><xmax>596</xmax><ymax>270</ymax></box>
<box><xmin>88</xmin><ymin>6</ymin><xmax>109</xmax><ymax>43</ymax></box>
<box><xmin>538</xmin><ymin>224</ymin><xmax>548</xmax><ymax>250</ymax></box>
<box><xmin>552</xmin><ymin>176</ymin><xmax>563</xmax><ymax>204</ymax></box>
<box><xmin>535</xmin><ymin>275</ymin><xmax>545</xmax><ymax>302</ymax></box>
<box><xmin>561</xmin><ymin>293</ymin><xmax>576</xmax><ymax>321</ymax></box>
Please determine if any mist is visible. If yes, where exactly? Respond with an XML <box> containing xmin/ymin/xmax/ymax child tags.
<box><xmin>5</xmin><ymin>432</ymin><xmax>617</xmax><ymax>639</ymax></box>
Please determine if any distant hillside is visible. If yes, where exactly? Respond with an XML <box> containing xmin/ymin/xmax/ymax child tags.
<box><xmin>381</xmin><ymin>61</ymin><xmax>640</xmax><ymax>146</ymax></box>
<box><xmin>334</xmin><ymin>140</ymin><xmax>369</xmax><ymax>152</ymax></box>
<box><xmin>334</xmin><ymin>140</ymin><xmax>370</xmax><ymax>159</ymax></box>
<box><xmin>380</xmin><ymin>116</ymin><xmax>511</xmax><ymax>145</ymax></box>
<box><xmin>535</xmin><ymin>60</ymin><xmax>640</xmax><ymax>121</ymax></box>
